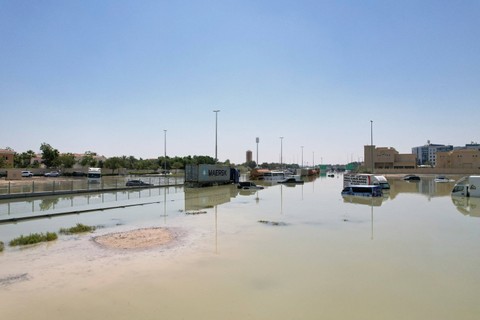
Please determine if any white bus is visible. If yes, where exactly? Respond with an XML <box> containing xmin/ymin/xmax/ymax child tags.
<box><xmin>262</xmin><ymin>171</ymin><xmax>286</xmax><ymax>181</ymax></box>
<box><xmin>343</xmin><ymin>173</ymin><xmax>390</xmax><ymax>189</ymax></box>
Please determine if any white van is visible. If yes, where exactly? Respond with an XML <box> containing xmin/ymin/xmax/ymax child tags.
<box><xmin>451</xmin><ymin>176</ymin><xmax>480</xmax><ymax>197</ymax></box>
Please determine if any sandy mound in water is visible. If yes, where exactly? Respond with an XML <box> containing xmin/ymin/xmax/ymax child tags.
<box><xmin>93</xmin><ymin>227</ymin><xmax>174</xmax><ymax>249</ymax></box>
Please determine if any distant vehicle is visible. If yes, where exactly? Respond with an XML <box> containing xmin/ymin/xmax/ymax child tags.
<box><xmin>262</xmin><ymin>171</ymin><xmax>286</xmax><ymax>181</ymax></box>
<box><xmin>44</xmin><ymin>171</ymin><xmax>60</xmax><ymax>177</ymax></box>
<box><xmin>327</xmin><ymin>171</ymin><xmax>335</xmax><ymax>177</ymax></box>
<box><xmin>403</xmin><ymin>175</ymin><xmax>421</xmax><ymax>181</ymax></box>
<box><xmin>237</xmin><ymin>181</ymin><xmax>264</xmax><ymax>190</ymax></box>
<box><xmin>451</xmin><ymin>176</ymin><xmax>480</xmax><ymax>197</ymax></box>
<box><xmin>341</xmin><ymin>185</ymin><xmax>383</xmax><ymax>197</ymax></box>
<box><xmin>434</xmin><ymin>176</ymin><xmax>452</xmax><ymax>183</ymax></box>
<box><xmin>278</xmin><ymin>175</ymin><xmax>304</xmax><ymax>184</ymax></box>
<box><xmin>87</xmin><ymin>167</ymin><xmax>102</xmax><ymax>183</ymax></box>
<box><xmin>21</xmin><ymin>171</ymin><xmax>33</xmax><ymax>177</ymax></box>
<box><xmin>126</xmin><ymin>180</ymin><xmax>153</xmax><ymax>187</ymax></box>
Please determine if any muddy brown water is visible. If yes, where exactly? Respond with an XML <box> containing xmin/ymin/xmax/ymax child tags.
<box><xmin>1</xmin><ymin>175</ymin><xmax>479</xmax><ymax>320</ymax></box>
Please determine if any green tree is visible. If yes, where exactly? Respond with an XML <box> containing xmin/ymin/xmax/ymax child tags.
<box><xmin>14</xmin><ymin>150</ymin><xmax>36</xmax><ymax>168</ymax></box>
<box><xmin>104</xmin><ymin>157</ymin><xmax>122</xmax><ymax>174</ymax></box>
<box><xmin>0</xmin><ymin>157</ymin><xmax>6</xmax><ymax>168</ymax></box>
<box><xmin>171</xmin><ymin>161</ymin><xmax>183</xmax><ymax>170</ymax></box>
<box><xmin>80</xmin><ymin>154</ymin><xmax>97</xmax><ymax>167</ymax></box>
<box><xmin>245</xmin><ymin>160</ymin><xmax>257</xmax><ymax>169</ymax></box>
<box><xmin>40</xmin><ymin>143</ymin><xmax>60</xmax><ymax>168</ymax></box>
<box><xmin>59</xmin><ymin>153</ymin><xmax>76</xmax><ymax>168</ymax></box>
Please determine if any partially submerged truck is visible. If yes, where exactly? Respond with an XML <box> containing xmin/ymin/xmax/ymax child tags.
<box><xmin>185</xmin><ymin>164</ymin><xmax>239</xmax><ymax>188</ymax></box>
<box><xmin>343</xmin><ymin>173</ymin><xmax>390</xmax><ymax>189</ymax></box>
<box><xmin>87</xmin><ymin>167</ymin><xmax>102</xmax><ymax>183</ymax></box>
<box><xmin>451</xmin><ymin>176</ymin><xmax>480</xmax><ymax>197</ymax></box>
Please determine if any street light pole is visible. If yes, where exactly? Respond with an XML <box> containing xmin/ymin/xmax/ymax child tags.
<box><xmin>164</xmin><ymin>129</ymin><xmax>167</xmax><ymax>174</ymax></box>
<box><xmin>301</xmin><ymin>146</ymin><xmax>304</xmax><ymax>168</ymax></box>
<box><xmin>256</xmin><ymin>137</ymin><xmax>259</xmax><ymax>167</ymax></box>
<box><xmin>213</xmin><ymin>110</ymin><xmax>220</xmax><ymax>162</ymax></box>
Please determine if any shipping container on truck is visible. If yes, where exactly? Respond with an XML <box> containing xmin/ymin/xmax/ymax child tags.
<box><xmin>185</xmin><ymin>164</ymin><xmax>239</xmax><ymax>187</ymax></box>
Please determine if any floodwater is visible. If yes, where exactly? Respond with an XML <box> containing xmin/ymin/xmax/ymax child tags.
<box><xmin>1</xmin><ymin>175</ymin><xmax>480</xmax><ymax>320</ymax></box>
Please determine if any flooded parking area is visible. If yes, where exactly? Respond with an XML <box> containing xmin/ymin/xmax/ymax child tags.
<box><xmin>1</xmin><ymin>175</ymin><xmax>480</xmax><ymax>320</ymax></box>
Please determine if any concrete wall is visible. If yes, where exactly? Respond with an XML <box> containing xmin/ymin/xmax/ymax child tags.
<box><xmin>373</xmin><ymin>167</ymin><xmax>480</xmax><ymax>175</ymax></box>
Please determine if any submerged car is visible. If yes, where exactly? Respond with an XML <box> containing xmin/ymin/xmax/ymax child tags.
<box><xmin>237</xmin><ymin>181</ymin><xmax>264</xmax><ymax>190</ymax></box>
<box><xmin>434</xmin><ymin>176</ymin><xmax>451</xmax><ymax>183</ymax></box>
<box><xmin>278</xmin><ymin>175</ymin><xmax>304</xmax><ymax>184</ymax></box>
<box><xmin>403</xmin><ymin>175</ymin><xmax>421</xmax><ymax>181</ymax></box>
<box><xmin>126</xmin><ymin>180</ymin><xmax>153</xmax><ymax>187</ymax></box>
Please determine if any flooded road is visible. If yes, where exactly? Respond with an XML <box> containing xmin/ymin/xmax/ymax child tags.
<box><xmin>1</xmin><ymin>175</ymin><xmax>480</xmax><ymax>319</ymax></box>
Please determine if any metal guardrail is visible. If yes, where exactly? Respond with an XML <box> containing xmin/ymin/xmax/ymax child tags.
<box><xmin>0</xmin><ymin>176</ymin><xmax>184</xmax><ymax>199</ymax></box>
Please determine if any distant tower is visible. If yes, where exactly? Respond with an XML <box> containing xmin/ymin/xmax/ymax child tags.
<box><xmin>246</xmin><ymin>150</ymin><xmax>253</xmax><ymax>163</ymax></box>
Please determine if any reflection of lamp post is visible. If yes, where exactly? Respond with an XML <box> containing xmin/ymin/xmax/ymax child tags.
<box><xmin>214</xmin><ymin>110</ymin><xmax>220</xmax><ymax>162</ymax></box>
<box><xmin>280</xmin><ymin>137</ymin><xmax>284</xmax><ymax>169</ymax></box>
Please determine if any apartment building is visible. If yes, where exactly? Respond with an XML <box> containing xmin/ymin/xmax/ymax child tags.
<box><xmin>412</xmin><ymin>141</ymin><xmax>453</xmax><ymax>167</ymax></box>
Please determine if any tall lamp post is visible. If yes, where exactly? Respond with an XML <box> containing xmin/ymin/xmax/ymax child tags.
<box><xmin>256</xmin><ymin>137</ymin><xmax>259</xmax><ymax>166</ymax></box>
<box><xmin>213</xmin><ymin>110</ymin><xmax>220</xmax><ymax>162</ymax></box>
<box><xmin>370</xmin><ymin>120</ymin><xmax>374</xmax><ymax>173</ymax></box>
<box><xmin>279</xmin><ymin>136</ymin><xmax>284</xmax><ymax>169</ymax></box>
<box><xmin>164</xmin><ymin>129</ymin><xmax>167</xmax><ymax>174</ymax></box>
<box><xmin>301</xmin><ymin>146</ymin><xmax>304</xmax><ymax>168</ymax></box>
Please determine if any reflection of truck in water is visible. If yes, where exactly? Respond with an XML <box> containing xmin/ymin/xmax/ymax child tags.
<box><xmin>87</xmin><ymin>167</ymin><xmax>102</xmax><ymax>183</ymax></box>
<box><xmin>451</xmin><ymin>196</ymin><xmax>480</xmax><ymax>217</ymax></box>
<box><xmin>184</xmin><ymin>185</ymin><xmax>237</xmax><ymax>210</ymax></box>
<box><xmin>185</xmin><ymin>164</ymin><xmax>239</xmax><ymax>187</ymax></box>
<box><xmin>451</xmin><ymin>176</ymin><xmax>480</xmax><ymax>197</ymax></box>
<box><xmin>343</xmin><ymin>173</ymin><xmax>390</xmax><ymax>189</ymax></box>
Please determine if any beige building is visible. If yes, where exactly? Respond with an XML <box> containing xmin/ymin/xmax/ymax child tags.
<box><xmin>436</xmin><ymin>149</ymin><xmax>480</xmax><ymax>169</ymax></box>
<box><xmin>364</xmin><ymin>145</ymin><xmax>416</xmax><ymax>170</ymax></box>
<box><xmin>0</xmin><ymin>149</ymin><xmax>15</xmax><ymax>167</ymax></box>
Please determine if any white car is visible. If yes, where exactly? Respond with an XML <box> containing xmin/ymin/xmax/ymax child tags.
<box><xmin>45</xmin><ymin>171</ymin><xmax>60</xmax><ymax>177</ymax></box>
<box><xmin>21</xmin><ymin>171</ymin><xmax>34</xmax><ymax>177</ymax></box>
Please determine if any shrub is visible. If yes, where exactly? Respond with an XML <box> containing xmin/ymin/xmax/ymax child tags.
<box><xmin>59</xmin><ymin>223</ymin><xmax>96</xmax><ymax>235</ymax></box>
<box><xmin>0</xmin><ymin>241</ymin><xmax>4</xmax><ymax>252</ymax></box>
<box><xmin>9</xmin><ymin>232</ymin><xmax>58</xmax><ymax>246</ymax></box>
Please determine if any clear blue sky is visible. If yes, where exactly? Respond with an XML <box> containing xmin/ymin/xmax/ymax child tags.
<box><xmin>1</xmin><ymin>0</ymin><xmax>479</xmax><ymax>165</ymax></box>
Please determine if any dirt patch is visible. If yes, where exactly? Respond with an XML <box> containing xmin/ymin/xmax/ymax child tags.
<box><xmin>93</xmin><ymin>227</ymin><xmax>175</xmax><ymax>250</ymax></box>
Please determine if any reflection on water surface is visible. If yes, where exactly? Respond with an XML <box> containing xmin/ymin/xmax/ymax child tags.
<box><xmin>1</xmin><ymin>175</ymin><xmax>480</xmax><ymax>320</ymax></box>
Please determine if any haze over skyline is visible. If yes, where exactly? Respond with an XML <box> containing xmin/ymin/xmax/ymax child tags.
<box><xmin>1</xmin><ymin>1</ymin><xmax>479</xmax><ymax>165</ymax></box>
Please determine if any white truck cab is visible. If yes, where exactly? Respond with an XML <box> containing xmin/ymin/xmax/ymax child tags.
<box><xmin>451</xmin><ymin>176</ymin><xmax>480</xmax><ymax>197</ymax></box>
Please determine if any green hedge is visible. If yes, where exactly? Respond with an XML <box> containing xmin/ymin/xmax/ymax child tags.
<box><xmin>9</xmin><ymin>232</ymin><xmax>58</xmax><ymax>246</ymax></box>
